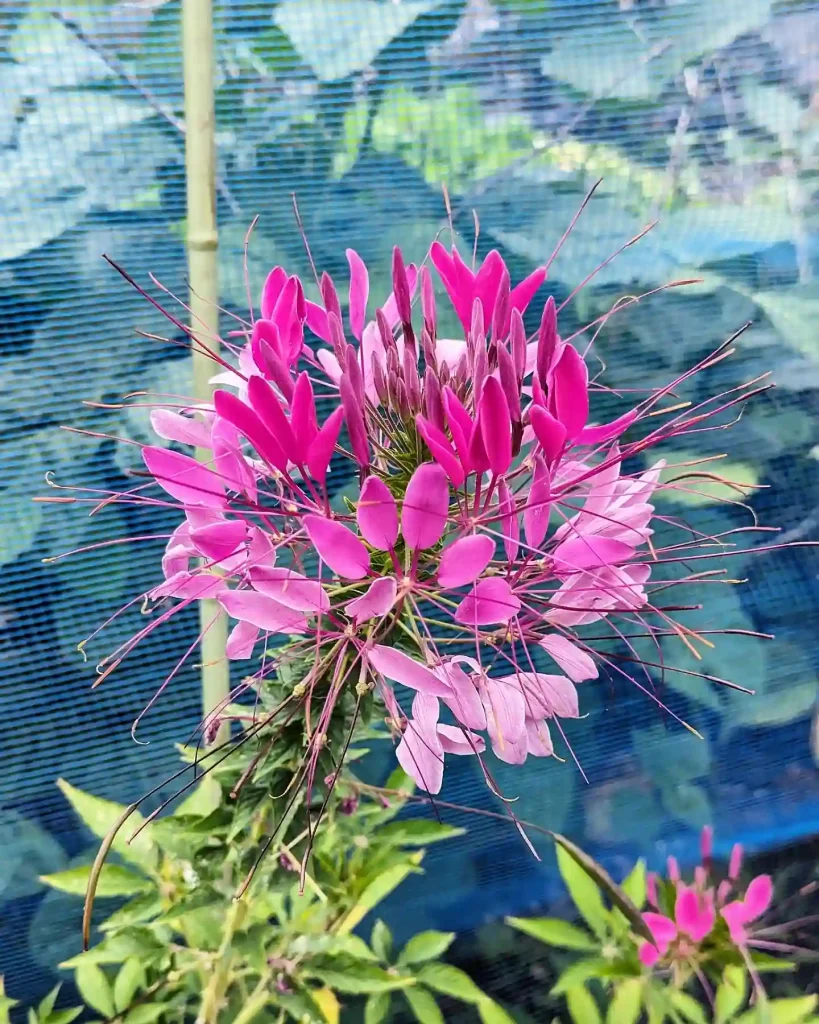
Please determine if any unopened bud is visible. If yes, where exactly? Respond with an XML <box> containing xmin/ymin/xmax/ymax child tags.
<box><xmin>328</xmin><ymin>312</ymin><xmax>347</xmax><ymax>365</ymax></box>
<box><xmin>421</xmin><ymin>326</ymin><xmax>437</xmax><ymax>373</ymax></box>
<box><xmin>204</xmin><ymin>715</ymin><xmax>223</xmax><ymax>745</ymax></box>
<box><xmin>470</xmin><ymin>297</ymin><xmax>485</xmax><ymax>356</ymax></box>
<box><xmin>423</xmin><ymin>368</ymin><xmax>445</xmax><ymax>430</ymax></box>
<box><xmin>394</xmin><ymin>378</ymin><xmax>410</xmax><ymax>421</ymax></box>
<box><xmin>510</xmin><ymin>308</ymin><xmax>526</xmax><ymax>381</ymax></box>
<box><xmin>321</xmin><ymin>271</ymin><xmax>342</xmax><ymax>323</ymax></box>
<box><xmin>700</xmin><ymin>825</ymin><xmax>713</xmax><ymax>867</ymax></box>
<box><xmin>728</xmin><ymin>843</ymin><xmax>743</xmax><ymax>880</ymax></box>
<box><xmin>420</xmin><ymin>265</ymin><xmax>436</xmax><ymax>339</ymax></box>
<box><xmin>391</xmin><ymin>247</ymin><xmax>412</xmax><ymax>327</ymax></box>
<box><xmin>372</xmin><ymin>355</ymin><xmax>389</xmax><ymax>406</ymax></box>
<box><xmin>340</xmin><ymin>795</ymin><xmax>359</xmax><ymax>815</ymax></box>
<box><xmin>491</xmin><ymin>267</ymin><xmax>510</xmax><ymax>343</ymax></box>
<box><xmin>496</xmin><ymin>343</ymin><xmax>521</xmax><ymax>423</ymax></box>
<box><xmin>472</xmin><ymin>348</ymin><xmax>487</xmax><ymax>408</ymax></box>
<box><xmin>666</xmin><ymin>856</ymin><xmax>680</xmax><ymax>882</ymax></box>
<box><xmin>377</xmin><ymin>308</ymin><xmax>397</xmax><ymax>355</ymax></box>
<box><xmin>403</xmin><ymin>344</ymin><xmax>421</xmax><ymax>411</ymax></box>
<box><xmin>536</xmin><ymin>295</ymin><xmax>557</xmax><ymax>386</ymax></box>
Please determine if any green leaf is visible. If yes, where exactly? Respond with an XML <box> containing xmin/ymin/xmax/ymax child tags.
<box><xmin>364</xmin><ymin>993</ymin><xmax>391</xmax><ymax>1024</ymax></box>
<box><xmin>124</xmin><ymin>1007</ymin><xmax>169</xmax><ymax>1024</ymax></box>
<box><xmin>371</xmin><ymin>920</ymin><xmax>393</xmax><ymax>961</ymax></box>
<box><xmin>46</xmin><ymin>1010</ymin><xmax>83</xmax><ymax>1024</ymax></box>
<box><xmin>113</xmin><ymin>959</ymin><xmax>146</xmax><ymax>1014</ymax></box>
<box><xmin>477</xmin><ymin>1001</ymin><xmax>517</xmax><ymax>1024</ymax></box>
<box><xmin>404</xmin><ymin>987</ymin><xmax>444</xmax><ymax>1024</ymax></box>
<box><xmin>376</xmin><ymin>820</ymin><xmax>465</xmax><ymax>846</ymax></box>
<box><xmin>174</xmin><ymin>775</ymin><xmax>222</xmax><ymax>819</ymax></box>
<box><xmin>620</xmin><ymin>861</ymin><xmax>647</xmax><ymax>910</ymax></box>
<box><xmin>653</xmin><ymin>453</ymin><xmax>760</xmax><ymax>507</ymax></box>
<box><xmin>56</xmin><ymin>780</ymin><xmax>156</xmax><ymax>871</ymax></box>
<box><xmin>418</xmin><ymin>964</ymin><xmax>486</xmax><ymax>1005</ymax></box>
<box><xmin>716</xmin><ymin>965</ymin><xmax>749</xmax><ymax>1024</ymax></box>
<box><xmin>554</xmin><ymin>842</ymin><xmax>608</xmax><ymax>938</ymax></box>
<box><xmin>41</xmin><ymin>864</ymin><xmax>151</xmax><ymax>899</ymax></box>
<box><xmin>37</xmin><ymin>985</ymin><xmax>61</xmax><ymax>1022</ymax></box>
<box><xmin>606</xmin><ymin>979</ymin><xmax>643</xmax><ymax>1024</ymax></box>
<box><xmin>736</xmin><ymin>996</ymin><xmax>818</xmax><ymax>1024</ymax></box>
<box><xmin>566</xmin><ymin>986</ymin><xmax>602</xmax><ymax>1024</ymax></box>
<box><xmin>337</xmin><ymin>858</ymin><xmax>423</xmax><ymax>934</ymax></box>
<box><xmin>748</xmin><ymin>952</ymin><xmax>796</xmax><ymax>974</ymax></box>
<box><xmin>505</xmin><ymin>917</ymin><xmax>597</xmax><ymax>951</ymax></box>
<box><xmin>397</xmin><ymin>931</ymin><xmax>456</xmax><ymax>966</ymax></box>
<box><xmin>274</xmin><ymin>0</ymin><xmax>441</xmax><ymax>82</ymax></box>
<box><xmin>75</xmin><ymin>962</ymin><xmax>115</xmax><ymax>1019</ymax></box>
<box><xmin>668</xmin><ymin>990</ymin><xmax>709</xmax><ymax>1024</ymax></box>
<box><xmin>307</xmin><ymin>965</ymin><xmax>414</xmax><ymax>995</ymax></box>
<box><xmin>551</xmin><ymin>959</ymin><xmax>611</xmax><ymax>997</ymax></box>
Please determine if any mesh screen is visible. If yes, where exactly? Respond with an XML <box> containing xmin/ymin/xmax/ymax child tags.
<box><xmin>2</xmin><ymin>0</ymin><xmax>818</xmax><ymax>1006</ymax></box>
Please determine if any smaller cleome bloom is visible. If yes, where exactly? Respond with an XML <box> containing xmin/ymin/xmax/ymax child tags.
<box><xmin>721</xmin><ymin>875</ymin><xmax>773</xmax><ymax>945</ymax></box>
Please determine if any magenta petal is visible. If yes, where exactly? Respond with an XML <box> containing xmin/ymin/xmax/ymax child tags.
<box><xmin>478</xmin><ymin>376</ymin><xmax>513</xmax><ymax>476</ymax></box>
<box><xmin>143</xmin><ymin>447</ymin><xmax>226</xmax><ymax>508</ymax></box>
<box><xmin>675</xmin><ymin>887</ymin><xmax>714</xmax><ymax>943</ymax></box>
<box><xmin>498</xmin><ymin>480</ymin><xmax>520</xmax><ymax>562</ymax></box>
<box><xmin>721</xmin><ymin>902</ymin><xmax>751</xmax><ymax>944</ymax></box>
<box><xmin>437</xmin><ymin>724</ymin><xmax>485</xmax><ymax>755</ymax></box>
<box><xmin>552</xmin><ymin>344</ymin><xmax>589</xmax><ymax>439</ymax></box>
<box><xmin>402</xmin><ymin>463</ymin><xmax>449</xmax><ymax>550</ymax></box>
<box><xmin>644</xmin><ymin>912</ymin><xmax>678</xmax><ymax>949</ymax></box>
<box><xmin>306</xmin><ymin>406</ymin><xmax>344</xmax><ymax>487</ymax></box>
<box><xmin>438</xmin><ymin>662</ymin><xmax>486</xmax><ymax>731</ymax></box>
<box><xmin>345</xmin><ymin>577</ymin><xmax>397</xmax><ymax>623</ymax></box>
<box><xmin>305</xmin><ymin>299</ymin><xmax>331</xmax><ymax>343</ymax></box>
<box><xmin>218</xmin><ymin>590</ymin><xmax>307</xmax><ymax>633</ymax></box>
<box><xmin>508</xmin><ymin>266</ymin><xmax>547</xmax><ymax>326</ymax></box>
<box><xmin>577</xmin><ymin>407</ymin><xmax>638</xmax><ymax>446</ymax></box>
<box><xmin>226</xmin><ymin>620</ymin><xmax>259</xmax><ymax>660</ymax></box>
<box><xmin>303</xmin><ymin>514</ymin><xmax>370</xmax><ymax>579</ymax></box>
<box><xmin>250</xmin><ymin>567</ymin><xmax>329</xmax><ymax>612</ymax></box>
<box><xmin>523</xmin><ymin>455</ymin><xmax>551</xmax><ymax>552</ymax></box>
<box><xmin>150</xmin><ymin>410</ymin><xmax>211</xmax><ymax>448</ymax></box>
<box><xmin>416</xmin><ymin>415</ymin><xmax>466</xmax><ymax>487</ymax></box>
<box><xmin>214</xmin><ymin>389</ymin><xmax>288</xmax><ymax>472</ymax></box>
<box><xmin>290</xmin><ymin>372</ymin><xmax>318</xmax><ymax>462</ymax></box>
<box><xmin>482</xmin><ymin>676</ymin><xmax>527</xmax><ymax>763</ymax></box>
<box><xmin>190</xmin><ymin>521</ymin><xmax>247</xmax><ymax>561</ymax></box>
<box><xmin>553</xmin><ymin>536</ymin><xmax>634</xmax><ymax>573</ymax></box>
<box><xmin>475</xmin><ymin>250</ymin><xmax>505</xmax><ymax>325</ymax></box>
<box><xmin>368</xmin><ymin>645</ymin><xmax>452</xmax><ymax>698</ymax></box>
<box><xmin>743</xmin><ymin>875</ymin><xmax>773</xmax><ymax>920</ymax></box>
<box><xmin>357</xmin><ymin>476</ymin><xmax>399</xmax><ymax>550</ymax></box>
<box><xmin>247</xmin><ymin>375</ymin><xmax>298</xmax><ymax>464</ymax></box>
<box><xmin>346</xmin><ymin>248</ymin><xmax>369</xmax><ymax>341</ymax></box>
<box><xmin>539</xmin><ymin>635</ymin><xmax>598</xmax><ymax>682</ymax></box>
<box><xmin>396</xmin><ymin>711</ymin><xmax>444</xmax><ymax>794</ymax></box>
<box><xmin>536</xmin><ymin>295</ymin><xmax>558</xmax><ymax>385</ymax></box>
<box><xmin>260</xmin><ymin>267</ymin><xmax>286</xmax><ymax>320</ymax></box>
<box><xmin>530</xmin><ymin>406</ymin><xmax>567</xmax><ymax>465</ymax></box>
<box><xmin>455</xmin><ymin>577</ymin><xmax>521</xmax><ymax>626</ymax></box>
<box><xmin>438</xmin><ymin>535</ymin><xmax>495</xmax><ymax>588</ymax></box>
<box><xmin>442</xmin><ymin>386</ymin><xmax>474</xmax><ymax>472</ymax></box>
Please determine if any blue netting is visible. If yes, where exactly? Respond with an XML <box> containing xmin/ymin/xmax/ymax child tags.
<box><xmin>2</xmin><ymin>0</ymin><xmax>818</xmax><ymax>1006</ymax></box>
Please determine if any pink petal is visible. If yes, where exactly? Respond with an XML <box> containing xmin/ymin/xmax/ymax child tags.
<box><xmin>416</xmin><ymin>415</ymin><xmax>466</xmax><ymax>487</ymax></box>
<box><xmin>306</xmin><ymin>406</ymin><xmax>344</xmax><ymax>487</ymax></box>
<box><xmin>151</xmin><ymin>570</ymin><xmax>225</xmax><ymax>600</ymax></box>
<box><xmin>442</xmin><ymin>386</ymin><xmax>475</xmax><ymax>472</ymax></box>
<box><xmin>455</xmin><ymin>577</ymin><xmax>521</xmax><ymax>626</ymax></box>
<box><xmin>303</xmin><ymin>514</ymin><xmax>370</xmax><ymax>580</ymax></box>
<box><xmin>340</xmin><ymin>373</ymin><xmax>370</xmax><ymax>468</ymax></box>
<box><xmin>190</xmin><ymin>521</ymin><xmax>247</xmax><ymax>561</ymax></box>
<box><xmin>438</xmin><ymin>534</ymin><xmax>495</xmax><ymax>588</ymax></box>
<box><xmin>478</xmin><ymin>376</ymin><xmax>513</xmax><ymax>476</ymax></box>
<box><xmin>260</xmin><ymin>267</ymin><xmax>286</xmax><ymax>320</ymax></box>
<box><xmin>553</xmin><ymin>536</ymin><xmax>634</xmax><ymax>574</ymax></box>
<box><xmin>482</xmin><ymin>676</ymin><xmax>527</xmax><ymax>760</ymax></box>
<box><xmin>525</xmin><ymin>718</ymin><xmax>554</xmax><ymax>757</ymax></box>
<box><xmin>316</xmin><ymin>347</ymin><xmax>342</xmax><ymax>382</ymax></box>
<box><xmin>345</xmin><ymin>577</ymin><xmax>397</xmax><ymax>623</ymax></box>
<box><xmin>467</xmin><ymin>415</ymin><xmax>491</xmax><ymax>475</ymax></box>
<box><xmin>437</xmin><ymin>724</ymin><xmax>485</xmax><ymax>755</ymax></box>
<box><xmin>430</xmin><ymin>241</ymin><xmax>472</xmax><ymax>332</ymax></box>
<box><xmin>675</xmin><ymin>887</ymin><xmax>714</xmax><ymax>943</ymax></box>
<box><xmin>290</xmin><ymin>372</ymin><xmax>318</xmax><ymax>462</ymax></box>
<box><xmin>143</xmin><ymin>447</ymin><xmax>226</xmax><ymax>508</ymax></box>
<box><xmin>639</xmin><ymin>942</ymin><xmax>661</xmax><ymax>967</ymax></box>
<box><xmin>214</xmin><ymin>389</ymin><xmax>288</xmax><ymax>472</ymax></box>
<box><xmin>437</xmin><ymin>662</ymin><xmax>486</xmax><ymax>731</ymax></box>
<box><xmin>218</xmin><ymin>589</ymin><xmax>307</xmax><ymax>632</ymax></box>
<box><xmin>368</xmin><ymin>645</ymin><xmax>453</xmax><ymax>698</ymax></box>
<box><xmin>226</xmin><ymin>620</ymin><xmax>259</xmax><ymax>660</ymax></box>
<box><xmin>539</xmin><ymin>635</ymin><xmax>598</xmax><ymax>682</ymax></box>
<box><xmin>357</xmin><ymin>476</ymin><xmax>399</xmax><ymax>550</ymax></box>
<box><xmin>402</xmin><ymin>462</ymin><xmax>449</xmax><ymax>550</ymax></box>
<box><xmin>250</xmin><ymin>567</ymin><xmax>329</xmax><ymax>612</ymax></box>
<box><xmin>643</xmin><ymin>912</ymin><xmax>677</xmax><ymax>949</ymax></box>
<box><xmin>497</xmin><ymin>480</ymin><xmax>520</xmax><ymax>562</ymax></box>
<box><xmin>397</xmin><ymin>706</ymin><xmax>444</xmax><ymax>793</ymax></box>
<box><xmin>743</xmin><ymin>875</ymin><xmax>773</xmax><ymax>920</ymax></box>
<box><xmin>552</xmin><ymin>344</ymin><xmax>589</xmax><ymax>439</ymax></box>
<box><xmin>721</xmin><ymin>902</ymin><xmax>751</xmax><ymax>944</ymax></box>
<box><xmin>536</xmin><ymin>295</ymin><xmax>558</xmax><ymax>385</ymax></box>
<box><xmin>508</xmin><ymin>267</ymin><xmax>547</xmax><ymax>329</ymax></box>
<box><xmin>211</xmin><ymin>421</ymin><xmax>257</xmax><ymax>500</ymax></box>
<box><xmin>728</xmin><ymin>843</ymin><xmax>743</xmax><ymax>880</ymax></box>
<box><xmin>305</xmin><ymin>299</ymin><xmax>331</xmax><ymax>344</ymax></box>
<box><xmin>577</xmin><ymin>407</ymin><xmax>638</xmax><ymax>446</ymax></box>
<box><xmin>247</xmin><ymin>375</ymin><xmax>298</xmax><ymax>464</ymax></box>
<box><xmin>535</xmin><ymin>673</ymin><xmax>580</xmax><ymax>718</ymax></box>
<box><xmin>523</xmin><ymin>455</ymin><xmax>551</xmax><ymax>551</ymax></box>
<box><xmin>530</xmin><ymin>406</ymin><xmax>567</xmax><ymax>465</ymax></box>
<box><xmin>346</xmin><ymin>248</ymin><xmax>369</xmax><ymax>341</ymax></box>
<box><xmin>475</xmin><ymin>250</ymin><xmax>505</xmax><ymax>325</ymax></box>
<box><xmin>150</xmin><ymin>409</ymin><xmax>211</xmax><ymax>448</ymax></box>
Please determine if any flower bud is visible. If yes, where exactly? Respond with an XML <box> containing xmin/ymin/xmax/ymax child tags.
<box><xmin>420</xmin><ymin>265</ymin><xmax>436</xmax><ymax>340</ymax></box>
<box><xmin>536</xmin><ymin>295</ymin><xmax>557</xmax><ymax>386</ymax></box>
<box><xmin>321</xmin><ymin>271</ymin><xmax>342</xmax><ymax>323</ymax></box>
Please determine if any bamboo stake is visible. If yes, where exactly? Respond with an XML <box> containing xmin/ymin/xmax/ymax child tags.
<box><xmin>182</xmin><ymin>0</ymin><xmax>230</xmax><ymax>741</ymax></box>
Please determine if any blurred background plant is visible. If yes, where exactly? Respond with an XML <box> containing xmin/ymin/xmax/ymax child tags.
<box><xmin>2</xmin><ymin>0</ymin><xmax>818</xmax><ymax>1009</ymax></box>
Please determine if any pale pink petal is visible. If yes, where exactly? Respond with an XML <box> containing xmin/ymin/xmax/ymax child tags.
<box><xmin>525</xmin><ymin>718</ymin><xmax>554</xmax><ymax>757</ymax></box>
<box><xmin>250</xmin><ymin>567</ymin><xmax>329</xmax><ymax>612</ymax></box>
<box><xmin>303</xmin><ymin>514</ymin><xmax>370</xmax><ymax>580</ymax></box>
<box><xmin>437</xmin><ymin>724</ymin><xmax>485</xmax><ymax>755</ymax></box>
<box><xmin>211</xmin><ymin>423</ymin><xmax>257</xmax><ymax>500</ymax></box>
<box><xmin>539</xmin><ymin>635</ymin><xmax>598</xmax><ymax>682</ymax></box>
<box><xmin>346</xmin><ymin>248</ymin><xmax>369</xmax><ymax>341</ymax></box>
<box><xmin>162</xmin><ymin>543</ymin><xmax>190</xmax><ymax>580</ymax></box>
<box><xmin>552</xmin><ymin>536</ymin><xmax>634</xmax><ymax>574</ymax></box>
<box><xmin>190</xmin><ymin>521</ymin><xmax>247</xmax><ymax>561</ymax></box>
<box><xmin>306</xmin><ymin>406</ymin><xmax>344</xmax><ymax>487</ymax></box>
<box><xmin>143</xmin><ymin>447</ymin><xmax>226</xmax><ymax>508</ymax></box>
<box><xmin>416</xmin><ymin>415</ymin><xmax>466</xmax><ymax>487</ymax></box>
<box><xmin>345</xmin><ymin>577</ymin><xmax>397</xmax><ymax>624</ymax></box>
<box><xmin>305</xmin><ymin>299</ymin><xmax>331</xmax><ymax>343</ymax></box>
<box><xmin>357</xmin><ymin>476</ymin><xmax>399</xmax><ymax>550</ymax></box>
<box><xmin>316</xmin><ymin>348</ymin><xmax>342</xmax><ymax>382</ymax></box>
<box><xmin>397</xmin><ymin>711</ymin><xmax>444</xmax><ymax>794</ymax></box>
<box><xmin>437</xmin><ymin>662</ymin><xmax>486</xmax><ymax>731</ymax></box>
<box><xmin>552</xmin><ymin>343</ymin><xmax>589</xmax><ymax>439</ymax></box>
<box><xmin>219</xmin><ymin>590</ymin><xmax>308</xmax><ymax>632</ymax></box>
<box><xmin>533</xmin><ymin>674</ymin><xmax>580</xmax><ymax>718</ymax></box>
<box><xmin>577</xmin><ymin>408</ymin><xmax>638</xmax><ymax>446</ymax></box>
<box><xmin>530</xmin><ymin>406</ymin><xmax>567</xmax><ymax>465</ymax></box>
<box><xmin>438</xmin><ymin>534</ymin><xmax>495</xmax><ymax>588</ymax></box>
<box><xmin>368</xmin><ymin>645</ymin><xmax>452</xmax><ymax>698</ymax></box>
<box><xmin>435</xmin><ymin>337</ymin><xmax>467</xmax><ymax>371</ymax></box>
<box><xmin>402</xmin><ymin>463</ymin><xmax>449</xmax><ymax>550</ymax></box>
<box><xmin>151</xmin><ymin>570</ymin><xmax>225</xmax><ymax>600</ymax></box>
<box><xmin>150</xmin><ymin>409</ymin><xmax>211</xmax><ymax>448</ymax></box>
<box><xmin>478</xmin><ymin>376</ymin><xmax>512</xmax><ymax>476</ymax></box>
<box><xmin>497</xmin><ymin>480</ymin><xmax>520</xmax><ymax>562</ymax></box>
<box><xmin>455</xmin><ymin>577</ymin><xmax>521</xmax><ymax>625</ymax></box>
<box><xmin>523</xmin><ymin>455</ymin><xmax>551</xmax><ymax>551</ymax></box>
<box><xmin>226</xmin><ymin>620</ymin><xmax>259</xmax><ymax>660</ymax></box>
<box><xmin>743</xmin><ymin>875</ymin><xmax>773</xmax><ymax>920</ymax></box>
